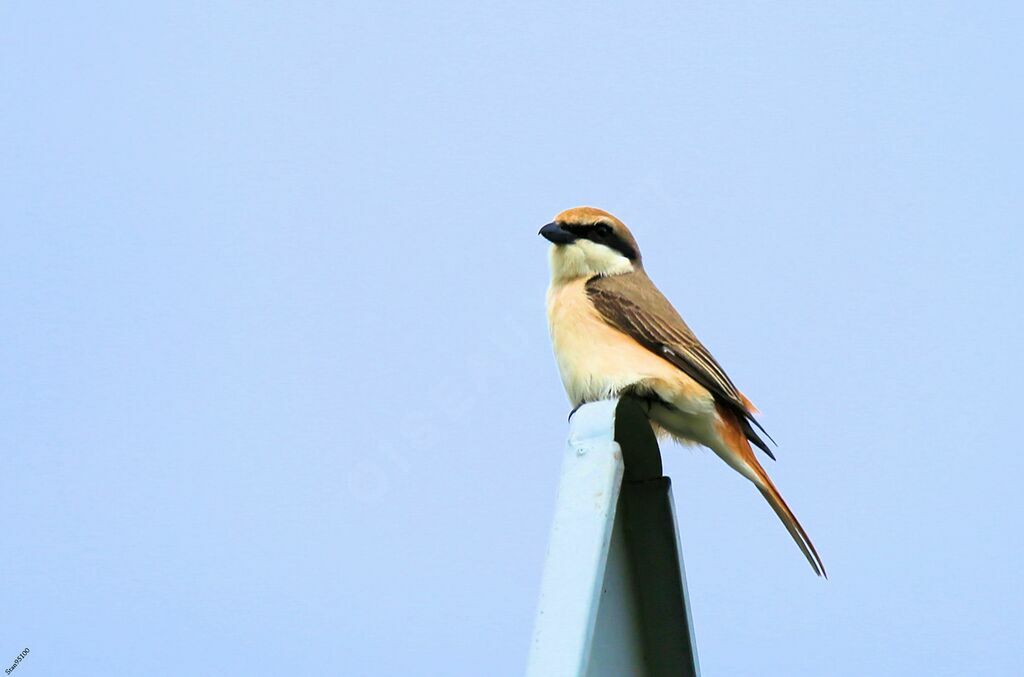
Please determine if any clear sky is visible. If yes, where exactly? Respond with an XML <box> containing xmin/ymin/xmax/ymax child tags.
<box><xmin>3</xmin><ymin>2</ymin><xmax>1022</xmax><ymax>675</ymax></box>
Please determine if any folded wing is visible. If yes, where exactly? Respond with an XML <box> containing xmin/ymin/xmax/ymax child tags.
<box><xmin>586</xmin><ymin>271</ymin><xmax>776</xmax><ymax>459</ymax></box>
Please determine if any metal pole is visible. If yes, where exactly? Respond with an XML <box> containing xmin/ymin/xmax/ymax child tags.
<box><xmin>527</xmin><ymin>397</ymin><xmax>700</xmax><ymax>677</ymax></box>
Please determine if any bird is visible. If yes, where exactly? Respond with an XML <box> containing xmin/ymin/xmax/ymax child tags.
<box><xmin>540</xmin><ymin>206</ymin><xmax>825</xmax><ymax>577</ymax></box>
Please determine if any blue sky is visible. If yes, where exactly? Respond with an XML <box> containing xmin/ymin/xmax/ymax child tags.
<box><xmin>2</xmin><ymin>2</ymin><xmax>1022</xmax><ymax>675</ymax></box>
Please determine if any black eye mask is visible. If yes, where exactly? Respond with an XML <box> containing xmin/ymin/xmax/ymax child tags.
<box><xmin>563</xmin><ymin>223</ymin><xmax>638</xmax><ymax>261</ymax></box>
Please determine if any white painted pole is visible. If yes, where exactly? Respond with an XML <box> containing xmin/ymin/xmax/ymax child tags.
<box><xmin>526</xmin><ymin>399</ymin><xmax>624</xmax><ymax>677</ymax></box>
<box><xmin>526</xmin><ymin>398</ymin><xmax>700</xmax><ymax>677</ymax></box>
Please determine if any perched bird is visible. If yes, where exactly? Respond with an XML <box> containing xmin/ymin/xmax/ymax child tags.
<box><xmin>541</xmin><ymin>206</ymin><xmax>825</xmax><ymax>576</ymax></box>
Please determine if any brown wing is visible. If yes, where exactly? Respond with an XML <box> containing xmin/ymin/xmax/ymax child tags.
<box><xmin>586</xmin><ymin>271</ymin><xmax>776</xmax><ymax>459</ymax></box>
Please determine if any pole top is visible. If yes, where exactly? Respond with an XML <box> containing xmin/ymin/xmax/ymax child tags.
<box><xmin>528</xmin><ymin>397</ymin><xmax>700</xmax><ymax>677</ymax></box>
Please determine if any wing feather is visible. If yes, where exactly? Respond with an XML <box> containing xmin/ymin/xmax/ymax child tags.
<box><xmin>586</xmin><ymin>272</ymin><xmax>776</xmax><ymax>458</ymax></box>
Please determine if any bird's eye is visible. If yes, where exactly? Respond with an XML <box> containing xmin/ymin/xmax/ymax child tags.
<box><xmin>593</xmin><ymin>224</ymin><xmax>612</xmax><ymax>237</ymax></box>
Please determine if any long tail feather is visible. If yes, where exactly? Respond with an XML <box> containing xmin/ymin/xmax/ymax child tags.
<box><xmin>713</xmin><ymin>404</ymin><xmax>826</xmax><ymax>577</ymax></box>
<box><xmin>756</xmin><ymin>477</ymin><xmax>827</xmax><ymax>577</ymax></box>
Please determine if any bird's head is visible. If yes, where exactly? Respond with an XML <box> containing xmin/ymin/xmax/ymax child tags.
<box><xmin>539</xmin><ymin>206</ymin><xmax>641</xmax><ymax>282</ymax></box>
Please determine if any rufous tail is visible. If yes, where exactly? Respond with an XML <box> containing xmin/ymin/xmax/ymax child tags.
<box><xmin>756</xmin><ymin>475</ymin><xmax>826</xmax><ymax>577</ymax></box>
<box><xmin>715</xmin><ymin>404</ymin><xmax>827</xmax><ymax>577</ymax></box>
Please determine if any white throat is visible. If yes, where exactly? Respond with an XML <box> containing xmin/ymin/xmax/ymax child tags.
<box><xmin>548</xmin><ymin>240</ymin><xmax>634</xmax><ymax>284</ymax></box>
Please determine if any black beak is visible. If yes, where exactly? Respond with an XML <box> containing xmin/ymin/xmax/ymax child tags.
<box><xmin>539</xmin><ymin>222</ymin><xmax>577</xmax><ymax>245</ymax></box>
